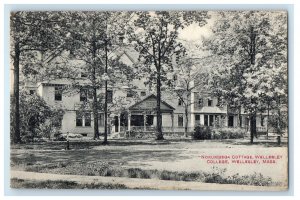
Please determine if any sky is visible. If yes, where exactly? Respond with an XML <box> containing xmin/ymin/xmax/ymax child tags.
<box><xmin>178</xmin><ymin>11</ymin><xmax>217</xmax><ymax>42</ymax></box>
<box><xmin>177</xmin><ymin>11</ymin><xmax>218</xmax><ymax>58</ymax></box>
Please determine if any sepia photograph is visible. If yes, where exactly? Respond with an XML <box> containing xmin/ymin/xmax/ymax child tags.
<box><xmin>9</xmin><ymin>10</ymin><xmax>288</xmax><ymax>191</ymax></box>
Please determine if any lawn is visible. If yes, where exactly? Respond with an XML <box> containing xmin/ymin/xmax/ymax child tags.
<box><xmin>11</xmin><ymin>178</ymin><xmax>131</xmax><ymax>189</ymax></box>
<box><xmin>10</xmin><ymin>138</ymin><xmax>288</xmax><ymax>188</ymax></box>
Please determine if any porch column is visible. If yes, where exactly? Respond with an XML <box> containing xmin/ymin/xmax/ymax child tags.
<box><xmin>128</xmin><ymin>112</ymin><xmax>131</xmax><ymax>131</ymax></box>
<box><xmin>213</xmin><ymin>115</ymin><xmax>216</xmax><ymax>128</ymax></box>
<box><xmin>118</xmin><ymin>114</ymin><xmax>121</xmax><ymax>133</ymax></box>
<box><xmin>153</xmin><ymin>115</ymin><xmax>157</xmax><ymax>127</ymax></box>
<box><xmin>143</xmin><ymin>112</ymin><xmax>147</xmax><ymax>131</ymax></box>
<box><xmin>171</xmin><ymin>112</ymin><xmax>174</xmax><ymax>134</ymax></box>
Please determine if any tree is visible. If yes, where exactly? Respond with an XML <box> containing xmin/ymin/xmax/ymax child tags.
<box><xmin>127</xmin><ymin>11</ymin><xmax>210</xmax><ymax>140</ymax></box>
<box><xmin>203</xmin><ymin>11</ymin><xmax>287</xmax><ymax>143</ymax></box>
<box><xmin>16</xmin><ymin>12</ymin><xmax>136</xmax><ymax>143</ymax></box>
<box><xmin>10</xmin><ymin>11</ymin><xmax>69</xmax><ymax>144</ymax></box>
<box><xmin>166</xmin><ymin>55</ymin><xmax>210</xmax><ymax>137</ymax></box>
<box><xmin>10</xmin><ymin>91</ymin><xmax>64</xmax><ymax>142</ymax></box>
<box><xmin>41</xmin><ymin>11</ymin><xmax>134</xmax><ymax>142</ymax></box>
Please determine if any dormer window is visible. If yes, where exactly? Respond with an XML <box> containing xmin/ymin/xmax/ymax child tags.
<box><xmin>54</xmin><ymin>86</ymin><xmax>62</xmax><ymax>101</ymax></box>
<box><xmin>141</xmin><ymin>91</ymin><xmax>146</xmax><ymax>96</ymax></box>
<box><xmin>80</xmin><ymin>89</ymin><xmax>88</xmax><ymax>101</ymax></box>
<box><xmin>208</xmin><ymin>99</ymin><xmax>213</xmax><ymax>107</ymax></box>
<box><xmin>29</xmin><ymin>90</ymin><xmax>35</xmax><ymax>95</ymax></box>
<box><xmin>198</xmin><ymin>98</ymin><xmax>203</xmax><ymax>106</ymax></box>
<box><xmin>127</xmin><ymin>90</ymin><xmax>136</xmax><ymax>98</ymax></box>
<box><xmin>178</xmin><ymin>99</ymin><xmax>183</xmax><ymax>106</ymax></box>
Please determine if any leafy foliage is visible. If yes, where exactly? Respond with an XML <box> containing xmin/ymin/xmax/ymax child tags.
<box><xmin>203</xmin><ymin>11</ymin><xmax>288</xmax><ymax>140</ymax></box>
<box><xmin>212</xmin><ymin>128</ymin><xmax>247</xmax><ymax>139</ymax></box>
<box><xmin>127</xmin><ymin>11</ymin><xmax>210</xmax><ymax>139</ymax></box>
<box><xmin>11</xmin><ymin>178</ymin><xmax>128</xmax><ymax>189</ymax></box>
<box><xmin>204</xmin><ymin>11</ymin><xmax>287</xmax><ymax>112</ymax></box>
<box><xmin>17</xmin><ymin>160</ymin><xmax>275</xmax><ymax>186</ymax></box>
<box><xmin>192</xmin><ymin>126</ymin><xmax>212</xmax><ymax>140</ymax></box>
<box><xmin>10</xmin><ymin>92</ymin><xmax>64</xmax><ymax>143</ymax></box>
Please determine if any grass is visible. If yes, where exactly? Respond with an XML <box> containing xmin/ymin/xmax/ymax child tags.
<box><xmin>16</xmin><ymin>161</ymin><xmax>279</xmax><ymax>186</ymax></box>
<box><xmin>10</xmin><ymin>139</ymin><xmax>287</xmax><ymax>188</ymax></box>
<box><xmin>10</xmin><ymin>178</ymin><xmax>130</xmax><ymax>189</ymax></box>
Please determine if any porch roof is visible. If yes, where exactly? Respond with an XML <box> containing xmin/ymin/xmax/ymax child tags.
<box><xmin>128</xmin><ymin>94</ymin><xmax>175</xmax><ymax>113</ymax></box>
<box><xmin>198</xmin><ymin>106</ymin><xmax>227</xmax><ymax>114</ymax></box>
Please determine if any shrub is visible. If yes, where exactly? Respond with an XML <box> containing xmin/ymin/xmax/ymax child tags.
<box><xmin>10</xmin><ymin>178</ymin><xmax>129</xmax><ymax>189</ymax></box>
<box><xmin>11</xmin><ymin>92</ymin><xmax>64</xmax><ymax>143</ymax></box>
<box><xmin>127</xmin><ymin>168</ymin><xmax>151</xmax><ymax>179</ymax></box>
<box><xmin>212</xmin><ymin>128</ymin><xmax>247</xmax><ymax>139</ymax></box>
<box><xmin>192</xmin><ymin>126</ymin><xmax>211</xmax><ymax>140</ymax></box>
<box><xmin>125</xmin><ymin>130</ymin><xmax>137</xmax><ymax>138</ymax></box>
<box><xmin>53</xmin><ymin>132</ymin><xmax>66</xmax><ymax>141</ymax></box>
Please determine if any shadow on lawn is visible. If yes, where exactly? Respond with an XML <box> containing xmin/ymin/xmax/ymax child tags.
<box><xmin>221</xmin><ymin>139</ymin><xmax>288</xmax><ymax>147</ymax></box>
<box><xmin>11</xmin><ymin>139</ymin><xmax>177</xmax><ymax>151</ymax></box>
<box><xmin>11</xmin><ymin>146</ymin><xmax>190</xmax><ymax>170</ymax></box>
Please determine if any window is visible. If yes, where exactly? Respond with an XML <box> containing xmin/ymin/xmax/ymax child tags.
<box><xmin>141</xmin><ymin>91</ymin><xmax>146</xmax><ymax>96</ymax></box>
<box><xmin>85</xmin><ymin>113</ymin><xmax>91</xmax><ymax>127</ymax></box>
<box><xmin>29</xmin><ymin>90</ymin><xmax>35</xmax><ymax>95</ymax></box>
<box><xmin>208</xmin><ymin>99</ymin><xmax>213</xmax><ymax>107</ymax></box>
<box><xmin>55</xmin><ymin>86</ymin><xmax>62</xmax><ymax>101</ymax></box>
<box><xmin>178</xmin><ymin>114</ymin><xmax>183</xmax><ymax>127</ymax></box>
<box><xmin>76</xmin><ymin>112</ymin><xmax>83</xmax><ymax>127</ymax></box>
<box><xmin>178</xmin><ymin>99</ymin><xmax>183</xmax><ymax>106</ymax></box>
<box><xmin>261</xmin><ymin>116</ymin><xmax>264</xmax><ymax>126</ymax></box>
<box><xmin>146</xmin><ymin>115</ymin><xmax>154</xmax><ymax>126</ymax></box>
<box><xmin>127</xmin><ymin>90</ymin><xmax>136</xmax><ymax>97</ymax></box>
<box><xmin>195</xmin><ymin>114</ymin><xmax>200</xmax><ymax>125</ymax></box>
<box><xmin>209</xmin><ymin>115</ymin><xmax>214</xmax><ymax>126</ymax></box>
<box><xmin>216</xmin><ymin>97</ymin><xmax>223</xmax><ymax>107</ymax></box>
<box><xmin>204</xmin><ymin>115</ymin><xmax>208</xmax><ymax>126</ymax></box>
<box><xmin>228</xmin><ymin>115</ymin><xmax>234</xmax><ymax>127</ymax></box>
<box><xmin>80</xmin><ymin>89</ymin><xmax>88</xmax><ymax>101</ymax></box>
<box><xmin>76</xmin><ymin>112</ymin><xmax>91</xmax><ymax>127</ymax></box>
<box><xmin>245</xmin><ymin>117</ymin><xmax>249</xmax><ymax>127</ymax></box>
<box><xmin>107</xmin><ymin>90</ymin><xmax>113</xmax><ymax>103</ymax></box>
<box><xmin>98</xmin><ymin>113</ymin><xmax>104</xmax><ymax>126</ymax></box>
<box><xmin>198</xmin><ymin>98</ymin><xmax>203</xmax><ymax>107</ymax></box>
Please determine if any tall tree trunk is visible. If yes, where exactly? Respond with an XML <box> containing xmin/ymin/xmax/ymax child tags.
<box><xmin>266</xmin><ymin>102</ymin><xmax>269</xmax><ymax>139</ymax></box>
<box><xmin>92</xmin><ymin>40</ymin><xmax>99</xmax><ymax>140</ymax></box>
<box><xmin>156</xmin><ymin>68</ymin><xmax>163</xmax><ymax>140</ymax></box>
<box><xmin>103</xmin><ymin>80</ymin><xmax>108</xmax><ymax>144</ymax></box>
<box><xmin>13</xmin><ymin>42</ymin><xmax>21</xmax><ymax>144</ymax></box>
<box><xmin>250</xmin><ymin>112</ymin><xmax>257</xmax><ymax>144</ymax></box>
<box><xmin>238</xmin><ymin>106</ymin><xmax>242</xmax><ymax>127</ymax></box>
<box><xmin>93</xmin><ymin>87</ymin><xmax>99</xmax><ymax>139</ymax></box>
<box><xmin>277</xmin><ymin>97</ymin><xmax>281</xmax><ymax>135</ymax></box>
<box><xmin>103</xmin><ymin>41</ymin><xmax>109</xmax><ymax>144</ymax></box>
<box><xmin>184</xmin><ymin>105</ymin><xmax>188</xmax><ymax>137</ymax></box>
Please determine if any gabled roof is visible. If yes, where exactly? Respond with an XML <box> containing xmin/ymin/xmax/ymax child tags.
<box><xmin>128</xmin><ymin>94</ymin><xmax>175</xmax><ymax>111</ymax></box>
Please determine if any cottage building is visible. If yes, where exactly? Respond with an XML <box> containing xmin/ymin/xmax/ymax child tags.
<box><xmin>22</xmin><ymin>47</ymin><xmax>277</xmax><ymax>138</ymax></box>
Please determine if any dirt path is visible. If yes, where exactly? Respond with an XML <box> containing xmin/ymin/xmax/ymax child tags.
<box><xmin>10</xmin><ymin>170</ymin><xmax>287</xmax><ymax>191</ymax></box>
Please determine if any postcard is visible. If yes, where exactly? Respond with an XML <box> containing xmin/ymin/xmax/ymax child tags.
<box><xmin>9</xmin><ymin>10</ymin><xmax>288</xmax><ymax>191</ymax></box>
